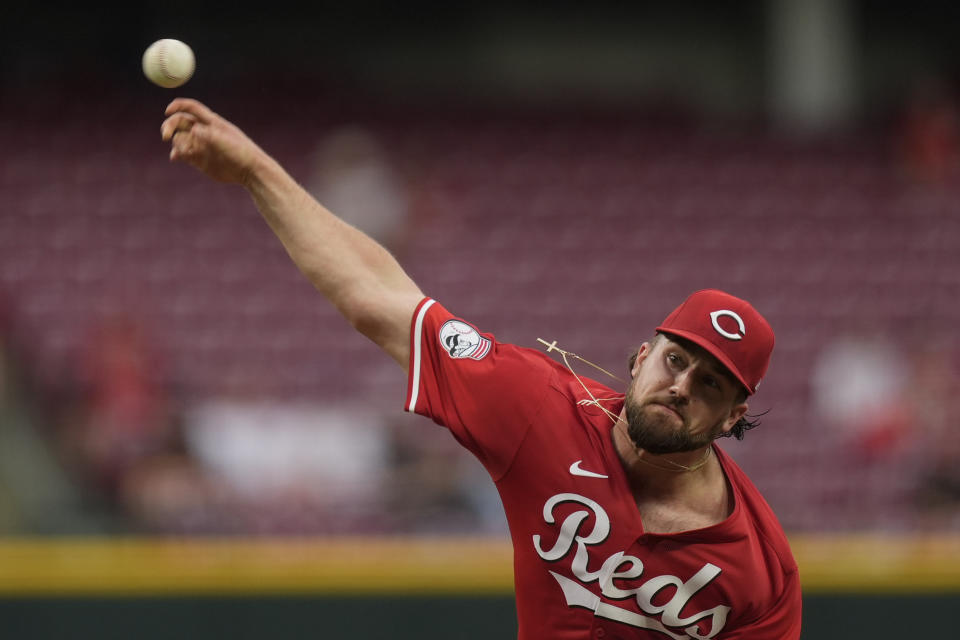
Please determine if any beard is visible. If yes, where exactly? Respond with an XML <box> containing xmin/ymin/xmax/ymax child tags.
<box><xmin>623</xmin><ymin>393</ymin><xmax>721</xmax><ymax>455</ymax></box>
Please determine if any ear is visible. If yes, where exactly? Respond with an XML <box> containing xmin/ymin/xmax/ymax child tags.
<box><xmin>631</xmin><ymin>342</ymin><xmax>653</xmax><ymax>379</ymax></box>
<box><xmin>719</xmin><ymin>401</ymin><xmax>749</xmax><ymax>436</ymax></box>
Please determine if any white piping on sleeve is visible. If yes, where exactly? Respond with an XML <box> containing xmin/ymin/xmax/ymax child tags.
<box><xmin>406</xmin><ymin>298</ymin><xmax>436</xmax><ymax>412</ymax></box>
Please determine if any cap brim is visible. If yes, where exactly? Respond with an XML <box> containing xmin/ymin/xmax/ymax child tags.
<box><xmin>655</xmin><ymin>328</ymin><xmax>754</xmax><ymax>395</ymax></box>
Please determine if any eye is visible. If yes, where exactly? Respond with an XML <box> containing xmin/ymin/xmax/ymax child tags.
<box><xmin>703</xmin><ymin>375</ymin><xmax>721</xmax><ymax>390</ymax></box>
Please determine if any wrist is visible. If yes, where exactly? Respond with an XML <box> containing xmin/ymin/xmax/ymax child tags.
<box><xmin>240</xmin><ymin>151</ymin><xmax>275</xmax><ymax>192</ymax></box>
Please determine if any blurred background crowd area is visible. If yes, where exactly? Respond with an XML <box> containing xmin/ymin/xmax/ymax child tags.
<box><xmin>0</xmin><ymin>1</ymin><xmax>959</xmax><ymax>537</ymax></box>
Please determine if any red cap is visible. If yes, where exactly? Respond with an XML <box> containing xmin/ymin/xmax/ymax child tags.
<box><xmin>655</xmin><ymin>289</ymin><xmax>774</xmax><ymax>395</ymax></box>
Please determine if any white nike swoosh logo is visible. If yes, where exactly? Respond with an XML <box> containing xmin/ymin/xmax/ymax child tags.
<box><xmin>569</xmin><ymin>460</ymin><xmax>609</xmax><ymax>479</ymax></box>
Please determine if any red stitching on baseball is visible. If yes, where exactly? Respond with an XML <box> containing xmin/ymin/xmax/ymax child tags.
<box><xmin>158</xmin><ymin>42</ymin><xmax>176</xmax><ymax>81</ymax></box>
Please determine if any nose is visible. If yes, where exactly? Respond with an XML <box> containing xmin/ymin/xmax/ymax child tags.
<box><xmin>669</xmin><ymin>369</ymin><xmax>693</xmax><ymax>403</ymax></box>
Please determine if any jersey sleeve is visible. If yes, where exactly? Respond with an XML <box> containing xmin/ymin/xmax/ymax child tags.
<box><xmin>405</xmin><ymin>298</ymin><xmax>557</xmax><ymax>480</ymax></box>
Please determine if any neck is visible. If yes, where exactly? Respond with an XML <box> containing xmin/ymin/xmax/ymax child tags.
<box><xmin>611</xmin><ymin>413</ymin><xmax>733</xmax><ymax>532</ymax></box>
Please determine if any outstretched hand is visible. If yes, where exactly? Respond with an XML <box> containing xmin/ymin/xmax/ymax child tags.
<box><xmin>161</xmin><ymin>98</ymin><xmax>264</xmax><ymax>185</ymax></box>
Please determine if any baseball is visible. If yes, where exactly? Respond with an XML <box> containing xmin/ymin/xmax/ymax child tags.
<box><xmin>142</xmin><ymin>39</ymin><xmax>195</xmax><ymax>88</ymax></box>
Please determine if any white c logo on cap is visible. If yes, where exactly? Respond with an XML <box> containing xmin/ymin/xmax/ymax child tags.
<box><xmin>710</xmin><ymin>310</ymin><xmax>746</xmax><ymax>341</ymax></box>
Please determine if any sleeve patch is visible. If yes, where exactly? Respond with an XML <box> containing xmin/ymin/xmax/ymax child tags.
<box><xmin>439</xmin><ymin>320</ymin><xmax>491</xmax><ymax>360</ymax></box>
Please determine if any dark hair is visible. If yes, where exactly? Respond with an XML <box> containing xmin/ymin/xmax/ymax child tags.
<box><xmin>725</xmin><ymin>396</ymin><xmax>765</xmax><ymax>441</ymax></box>
<box><xmin>627</xmin><ymin>336</ymin><xmax>765</xmax><ymax>441</ymax></box>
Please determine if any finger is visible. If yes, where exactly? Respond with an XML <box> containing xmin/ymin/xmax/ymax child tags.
<box><xmin>161</xmin><ymin>113</ymin><xmax>198</xmax><ymax>142</ymax></box>
<box><xmin>161</xmin><ymin>112</ymin><xmax>199</xmax><ymax>141</ymax></box>
<box><xmin>170</xmin><ymin>122</ymin><xmax>212</xmax><ymax>161</ymax></box>
<box><xmin>169</xmin><ymin>130</ymin><xmax>185</xmax><ymax>161</ymax></box>
<box><xmin>165</xmin><ymin>98</ymin><xmax>216</xmax><ymax>124</ymax></box>
<box><xmin>169</xmin><ymin>129</ymin><xmax>196</xmax><ymax>162</ymax></box>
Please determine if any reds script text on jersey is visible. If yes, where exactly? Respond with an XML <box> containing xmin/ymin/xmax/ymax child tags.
<box><xmin>406</xmin><ymin>299</ymin><xmax>802</xmax><ymax>639</ymax></box>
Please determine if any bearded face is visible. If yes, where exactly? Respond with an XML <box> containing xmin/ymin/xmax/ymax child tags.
<box><xmin>623</xmin><ymin>387</ymin><xmax>724</xmax><ymax>454</ymax></box>
<box><xmin>622</xmin><ymin>336</ymin><xmax>743</xmax><ymax>455</ymax></box>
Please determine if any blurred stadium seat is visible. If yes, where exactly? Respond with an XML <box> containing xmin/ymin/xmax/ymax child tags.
<box><xmin>2</xmin><ymin>93</ymin><xmax>959</xmax><ymax>535</ymax></box>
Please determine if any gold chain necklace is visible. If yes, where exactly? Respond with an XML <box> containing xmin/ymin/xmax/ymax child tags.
<box><xmin>634</xmin><ymin>446</ymin><xmax>713</xmax><ymax>473</ymax></box>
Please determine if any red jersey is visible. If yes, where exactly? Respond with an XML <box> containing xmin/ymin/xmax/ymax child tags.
<box><xmin>406</xmin><ymin>299</ymin><xmax>801</xmax><ymax>639</ymax></box>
